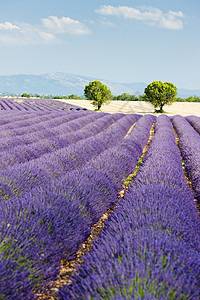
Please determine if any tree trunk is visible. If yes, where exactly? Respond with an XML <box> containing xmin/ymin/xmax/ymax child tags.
<box><xmin>159</xmin><ymin>103</ymin><xmax>164</xmax><ymax>113</ymax></box>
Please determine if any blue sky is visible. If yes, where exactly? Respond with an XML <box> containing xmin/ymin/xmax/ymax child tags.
<box><xmin>0</xmin><ymin>0</ymin><xmax>199</xmax><ymax>89</ymax></box>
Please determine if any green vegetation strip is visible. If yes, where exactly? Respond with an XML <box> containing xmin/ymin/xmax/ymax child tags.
<box><xmin>122</xmin><ymin>121</ymin><xmax>155</xmax><ymax>192</ymax></box>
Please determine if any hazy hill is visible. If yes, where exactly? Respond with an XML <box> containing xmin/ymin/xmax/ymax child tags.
<box><xmin>0</xmin><ymin>72</ymin><xmax>199</xmax><ymax>98</ymax></box>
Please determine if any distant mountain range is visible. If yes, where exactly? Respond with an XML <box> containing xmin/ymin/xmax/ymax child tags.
<box><xmin>0</xmin><ymin>72</ymin><xmax>199</xmax><ymax>98</ymax></box>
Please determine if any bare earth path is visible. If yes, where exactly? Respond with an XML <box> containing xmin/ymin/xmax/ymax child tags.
<box><xmin>56</xmin><ymin>99</ymin><xmax>200</xmax><ymax>116</ymax></box>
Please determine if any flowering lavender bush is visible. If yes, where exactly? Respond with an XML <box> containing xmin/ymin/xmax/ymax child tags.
<box><xmin>185</xmin><ymin>115</ymin><xmax>200</xmax><ymax>134</ymax></box>
<box><xmin>0</xmin><ymin>114</ymin><xmax>140</xmax><ymax>197</ymax></box>
<box><xmin>2</xmin><ymin>100</ymin><xmax>199</xmax><ymax>299</ymax></box>
<box><xmin>0</xmin><ymin>113</ymin><xmax>116</xmax><ymax>168</ymax></box>
<box><xmin>0</xmin><ymin>110</ymin><xmax>92</xmax><ymax>139</ymax></box>
<box><xmin>59</xmin><ymin>115</ymin><xmax>200</xmax><ymax>299</ymax></box>
<box><xmin>0</xmin><ymin>106</ymin><xmax>146</xmax><ymax>298</ymax></box>
<box><xmin>172</xmin><ymin>115</ymin><xmax>200</xmax><ymax>203</ymax></box>
<box><xmin>0</xmin><ymin>111</ymin><xmax>98</xmax><ymax>152</ymax></box>
<box><xmin>0</xmin><ymin>97</ymin><xmax>80</xmax><ymax>111</ymax></box>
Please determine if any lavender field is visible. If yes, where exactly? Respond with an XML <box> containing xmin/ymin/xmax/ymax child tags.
<box><xmin>0</xmin><ymin>98</ymin><xmax>200</xmax><ymax>300</ymax></box>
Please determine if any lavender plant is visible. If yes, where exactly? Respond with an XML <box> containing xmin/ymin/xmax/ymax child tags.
<box><xmin>0</xmin><ymin>113</ymin><xmax>112</xmax><ymax>167</ymax></box>
<box><xmin>0</xmin><ymin>111</ymin><xmax>150</xmax><ymax>298</ymax></box>
<box><xmin>58</xmin><ymin>115</ymin><xmax>200</xmax><ymax>299</ymax></box>
<box><xmin>0</xmin><ymin>97</ymin><xmax>80</xmax><ymax>111</ymax></box>
<box><xmin>172</xmin><ymin>115</ymin><xmax>200</xmax><ymax>202</ymax></box>
<box><xmin>0</xmin><ymin>114</ymin><xmax>140</xmax><ymax>197</ymax></box>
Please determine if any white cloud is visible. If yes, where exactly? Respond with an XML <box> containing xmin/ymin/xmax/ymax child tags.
<box><xmin>0</xmin><ymin>22</ymin><xmax>56</xmax><ymax>45</ymax></box>
<box><xmin>95</xmin><ymin>5</ymin><xmax>185</xmax><ymax>30</ymax></box>
<box><xmin>160</xmin><ymin>10</ymin><xmax>184</xmax><ymax>30</ymax></box>
<box><xmin>39</xmin><ymin>31</ymin><xmax>56</xmax><ymax>41</ymax></box>
<box><xmin>0</xmin><ymin>21</ymin><xmax>20</xmax><ymax>31</ymax></box>
<box><xmin>0</xmin><ymin>16</ymin><xmax>91</xmax><ymax>45</ymax></box>
<box><xmin>42</xmin><ymin>16</ymin><xmax>91</xmax><ymax>35</ymax></box>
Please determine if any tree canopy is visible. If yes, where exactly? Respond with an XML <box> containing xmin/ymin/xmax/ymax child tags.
<box><xmin>21</xmin><ymin>93</ymin><xmax>31</xmax><ymax>98</ymax></box>
<box><xmin>113</xmin><ymin>93</ymin><xmax>140</xmax><ymax>101</ymax></box>
<box><xmin>84</xmin><ymin>81</ymin><xmax>113</xmax><ymax>110</ymax></box>
<box><xmin>144</xmin><ymin>81</ymin><xmax>178</xmax><ymax>113</ymax></box>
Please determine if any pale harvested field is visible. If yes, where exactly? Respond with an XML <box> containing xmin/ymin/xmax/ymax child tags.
<box><xmin>57</xmin><ymin>99</ymin><xmax>200</xmax><ymax>116</ymax></box>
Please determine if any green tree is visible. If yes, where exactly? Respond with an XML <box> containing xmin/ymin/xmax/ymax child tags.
<box><xmin>21</xmin><ymin>93</ymin><xmax>31</xmax><ymax>98</ymax></box>
<box><xmin>144</xmin><ymin>81</ymin><xmax>177</xmax><ymax>113</ymax></box>
<box><xmin>114</xmin><ymin>93</ymin><xmax>139</xmax><ymax>101</ymax></box>
<box><xmin>84</xmin><ymin>81</ymin><xmax>113</xmax><ymax>110</ymax></box>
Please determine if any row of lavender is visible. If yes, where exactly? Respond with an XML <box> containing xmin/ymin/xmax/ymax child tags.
<box><xmin>0</xmin><ymin>108</ymin><xmax>132</xmax><ymax>200</ymax></box>
<box><xmin>59</xmin><ymin>115</ymin><xmax>200</xmax><ymax>299</ymax></box>
<box><xmin>0</xmin><ymin>112</ymin><xmax>140</xmax><ymax>194</ymax></box>
<box><xmin>0</xmin><ymin>97</ymin><xmax>82</xmax><ymax>111</ymax></box>
<box><xmin>0</xmin><ymin>110</ymin><xmax>98</xmax><ymax>143</ymax></box>
<box><xmin>172</xmin><ymin>115</ymin><xmax>200</xmax><ymax>204</ymax></box>
<box><xmin>0</xmin><ymin>109</ymin><xmax>124</xmax><ymax>298</ymax></box>
<box><xmin>0</xmin><ymin>111</ymin><xmax>120</xmax><ymax>168</ymax></box>
<box><xmin>0</xmin><ymin>111</ymin><xmax>156</xmax><ymax>298</ymax></box>
<box><xmin>0</xmin><ymin>109</ymin><xmax>121</xmax><ymax>297</ymax></box>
